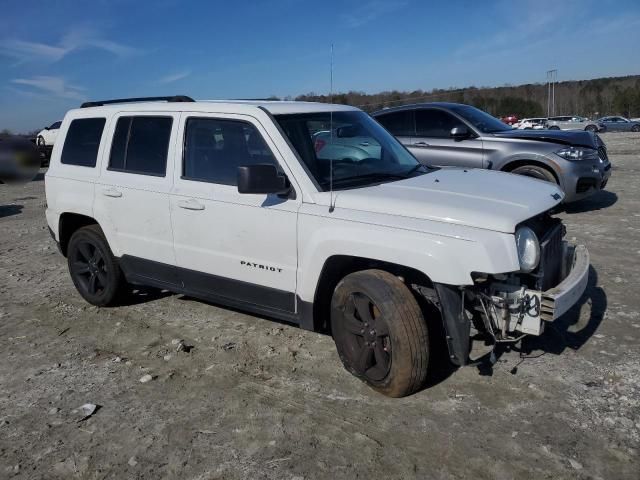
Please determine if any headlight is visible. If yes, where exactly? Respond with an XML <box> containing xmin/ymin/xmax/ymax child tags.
<box><xmin>515</xmin><ymin>226</ymin><xmax>540</xmax><ymax>273</ymax></box>
<box><xmin>555</xmin><ymin>146</ymin><xmax>597</xmax><ymax>161</ymax></box>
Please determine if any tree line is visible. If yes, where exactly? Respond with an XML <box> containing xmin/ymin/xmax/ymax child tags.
<box><xmin>294</xmin><ymin>74</ymin><xmax>640</xmax><ymax>119</ymax></box>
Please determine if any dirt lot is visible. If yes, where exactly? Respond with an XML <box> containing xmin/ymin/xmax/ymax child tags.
<box><xmin>1</xmin><ymin>133</ymin><xmax>639</xmax><ymax>479</ymax></box>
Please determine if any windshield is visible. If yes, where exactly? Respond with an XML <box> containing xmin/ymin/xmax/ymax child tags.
<box><xmin>448</xmin><ymin>105</ymin><xmax>513</xmax><ymax>134</ymax></box>
<box><xmin>275</xmin><ymin>111</ymin><xmax>426</xmax><ymax>190</ymax></box>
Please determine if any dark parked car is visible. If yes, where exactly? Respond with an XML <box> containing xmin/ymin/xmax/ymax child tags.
<box><xmin>372</xmin><ymin>103</ymin><xmax>611</xmax><ymax>203</ymax></box>
<box><xmin>596</xmin><ymin>116</ymin><xmax>640</xmax><ymax>132</ymax></box>
<box><xmin>0</xmin><ymin>135</ymin><xmax>41</xmax><ymax>184</ymax></box>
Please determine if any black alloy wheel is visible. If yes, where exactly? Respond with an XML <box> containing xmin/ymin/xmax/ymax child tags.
<box><xmin>71</xmin><ymin>240</ymin><xmax>109</xmax><ymax>297</ymax></box>
<box><xmin>67</xmin><ymin>225</ymin><xmax>126</xmax><ymax>306</ymax></box>
<box><xmin>337</xmin><ymin>291</ymin><xmax>391</xmax><ymax>381</ymax></box>
<box><xmin>331</xmin><ymin>269</ymin><xmax>429</xmax><ymax>397</ymax></box>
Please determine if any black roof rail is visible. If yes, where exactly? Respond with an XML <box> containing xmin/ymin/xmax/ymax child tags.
<box><xmin>80</xmin><ymin>95</ymin><xmax>195</xmax><ymax>108</ymax></box>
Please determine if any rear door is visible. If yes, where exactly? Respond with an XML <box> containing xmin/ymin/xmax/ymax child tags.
<box><xmin>93</xmin><ymin>112</ymin><xmax>178</xmax><ymax>271</ymax></box>
<box><xmin>169</xmin><ymin>113</ymin><xmax>300</xmax><ymax>313</ymax></box>
<box><xmin>410</xmin><ymin>108</ymin><xmax>484</xmax><ymax>168</ymax></box>
<box><xmin>373</xmin><ymin>109</ymin><xmax>415</xmax><ymax>149</ymax></box>
<box><xmin>615</xmin><ymin>117</ymin><xmax>630</xmax><ymax>131</ymax></box>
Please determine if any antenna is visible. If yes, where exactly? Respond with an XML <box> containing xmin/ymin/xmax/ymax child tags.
<box><xmin>329</xmin><ymin>43</ymin><xmax>335</xmax><ymax>213</ymax></box>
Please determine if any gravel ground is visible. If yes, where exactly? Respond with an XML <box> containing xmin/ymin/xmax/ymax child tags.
<box><xmin>1</xmin><ymin>133</ymin><xmax>639</xmax><ymax>479</ymax></box>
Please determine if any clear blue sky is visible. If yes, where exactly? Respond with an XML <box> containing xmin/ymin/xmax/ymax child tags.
<box><xmin>1</xmin><ymin>0</ymin><xmax>639</xmax><ymax>132</ymax></box>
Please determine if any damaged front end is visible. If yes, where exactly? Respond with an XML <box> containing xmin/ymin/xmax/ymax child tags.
<box><xmin>433</xmin><ymin>215</ymin><xmax>590</xmax><ymax>366</ymax></box>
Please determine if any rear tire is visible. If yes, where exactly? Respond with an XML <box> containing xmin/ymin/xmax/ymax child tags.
<box><xmin>585</xmin><ymin>125</ymin><xmax>597</xmax><ymax>133</ymax></box>
<box><xmin>67</xmin><ymin>225</ymin><xmax>126</xmax><ymax>307</ymax></box>
<box><xmin>331</xmin><ymin>269</ymin><xmax>429</xmax><ymax>397</ymax></box>
<box><xmin>510</xmin><ymin>164</ymin><xmax>557</xmax><ymax>184</ymax></box>
<box><xmin>549</xmin><ymin>126</ymin><xmax>560</xmax><ymax>130</ymax></box>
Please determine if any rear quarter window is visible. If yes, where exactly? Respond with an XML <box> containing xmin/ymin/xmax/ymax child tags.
<box><xmin>60</xmin><ymin>118</ymin><xmax>106</xmax><ymax>167</ymax></box>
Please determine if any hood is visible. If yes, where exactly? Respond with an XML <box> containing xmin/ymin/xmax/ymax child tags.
<box><xmin>492</xmin><ymin>129</ymin><xmax>599</xmax><ymax>148</ymax></box>
<box><xmin>331</xmin><ymin>168</ymin><xmax>563</xmax><ymax>233</ymax></box>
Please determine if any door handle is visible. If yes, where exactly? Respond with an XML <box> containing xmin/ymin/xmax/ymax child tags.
<box><xmin>177</xmin><ymin>199</ymin><xmax>205</xmax><ymax>211</ymax></box>
<box><xmin>413</xmin><ymin>141</ymin><xmax>430</xmax><ymax>147</ymax></box>
<box><xmin>102</xmin><ymin>188</ymin><xmax>122</xmax><ymax>198</ymax></box>
<box><xmin>359</xmin><ymin>142</ymin><xmax>370</xmax><ymax>147</ymax></box>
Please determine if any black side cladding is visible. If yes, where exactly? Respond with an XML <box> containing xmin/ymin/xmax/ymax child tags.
<box><xmin>434</xmin><ymin>284</ymin><xmax>470</xmax><ymax>366</ymax></box>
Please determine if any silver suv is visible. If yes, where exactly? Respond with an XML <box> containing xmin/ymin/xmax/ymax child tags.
<box><xmin>546</xmin><ymin>116</ymin><xmax>601</xmax><ymax>132</ymax></box>
<box><xmin>373</xmin><ymin>103</ymin><xmax>611</xmax><ymax>203</ymax></box>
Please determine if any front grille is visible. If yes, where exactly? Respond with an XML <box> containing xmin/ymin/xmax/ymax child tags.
<box><xmin>537</xmin><ymin>223</ymin><xmax>563</xmax><ymax>291</ymax></box>
<box><xmin>598</xmin><ymin>146</ymin><xmax>608</xmax><ymax>162</ymax></box>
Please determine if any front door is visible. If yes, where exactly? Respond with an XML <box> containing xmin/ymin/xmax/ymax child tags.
<box><xmin>170</xmin><ymin>113</ymin><xmax>300</xmax><ymax>313</ymax></box>
<box><xmin>409</xmin><ymin>108</ymin><xmax>484</xmax><ymax>168</ymax></box>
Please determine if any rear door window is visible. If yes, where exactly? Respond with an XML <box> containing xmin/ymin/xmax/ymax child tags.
<box><xmin>375</xmin><ymin>110</ymin><xmax>415</xmax><ymax>136</ymax></box>
<box><xmin>108</xmin><ymin>116</ymin><xmax>173</xmax><ymax>176</ymax></box>
<box><xmin>60</xmin><ymin>118</ymin><xmax>106</xmax><ymax>167</ymax></box>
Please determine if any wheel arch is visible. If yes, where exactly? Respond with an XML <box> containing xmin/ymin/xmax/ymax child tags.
<box><xmin>308</xmin><ymin>254</ymin><xmax>435</xmax><ymax>333</ymax></box>
<box><xmin>58</xmin><ymin>213</ymin><xmax>99</xmax><ymax>256</ymax></box>
<box><xmin>501</xmin><ymin>159</ymin><xmax>560</xmax><ymax>184</ymax></box>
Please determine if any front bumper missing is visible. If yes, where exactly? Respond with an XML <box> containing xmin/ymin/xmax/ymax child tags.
<box><xmin>540</xmin><ymin>244</ymin><xmax>589</xmax><ymax>321</ymax></box>
<box><xmin>488</xmin><ymin>243</ymin><xmax>589</xmax><ymax>336</ymax></box>
<box><xmin>431</xmin><ymin>243</ymin><xmax>590</xmax><ymax>367</ymax></box>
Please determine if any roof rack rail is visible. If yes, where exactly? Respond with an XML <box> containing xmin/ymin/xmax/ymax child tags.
<box><xmin>80</xmin><ymin>95</ymin><xmax>195</xmax><ymax>108</ymax></box>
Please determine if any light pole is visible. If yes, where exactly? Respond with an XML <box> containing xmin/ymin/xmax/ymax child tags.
<box><xmin>546</xmin><ymin>69</ymin><xmax>557</xmax><ymax>117</ymax></box>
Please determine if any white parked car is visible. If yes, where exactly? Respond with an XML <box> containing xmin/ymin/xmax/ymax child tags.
<box><xmin>514</xmin><ymin>117</ymin><xmax>547</xmax><ymax>130</ymax></box>
<box><xmin>36</xmin><ymin>121</ymin><xmax>62</xmax><ymax>151</ymax></box>
<box><xmin>547</xmin><ymin>116</ymin><xmax>601</xmax><ymax>132</ymax></box>
<box><xmin>45</xmin><ymin>96</ymin><xmax>589</xmax><ymax>397</ymax></box>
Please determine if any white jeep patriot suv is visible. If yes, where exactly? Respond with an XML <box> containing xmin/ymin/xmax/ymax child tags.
<box><xmin>45</xmin><ymin>96</ymin><xmax>590</xmax><ymax>397</ymax></box>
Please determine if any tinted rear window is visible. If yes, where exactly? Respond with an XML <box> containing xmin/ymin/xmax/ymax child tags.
<box><xmin>108</xmin><ymin>116</ymin><xmax>172</xmax><ymax>176</ymax></box>
<box><xmin>375</xmin><ymin>110</ymin><xmax>415</xmax><ymax>136</ymax></box>
<box><xmin>60</xmin><ymin>118</ymin><xmax>106</xmax><ymax>167</ymax></box>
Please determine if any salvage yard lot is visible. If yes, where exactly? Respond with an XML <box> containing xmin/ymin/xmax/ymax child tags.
<box><xmin>1</xmin><ymin>133</ymin><xmax>639</xmax><ymax>479</ymax></box>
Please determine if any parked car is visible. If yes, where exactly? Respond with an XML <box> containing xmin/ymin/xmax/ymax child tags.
<box><xmin>312</xmin><ymin>126</ymin><xmax>381</xmax><ymax>161</ymax></box>
<box><xmin>500</xmin><ymin>114</ymin><xmax>518</xmax><ymax>125</ymax></box>
<box><xmin>46</xmin><ymin>96</ymin><xmax>589</xmax><ymax>397</ymax></box>
<box><xmin>596</xmin><ymin>116</ymin><xmax>640</xmax><ymax>132</ymax></box>
<box><xmin>514</xmin><ymin>117</ymin><xmax>547</xmax><ymax>130</ymax></box>
<box><xmin>36</xmin><ymin>120</ymin><xmax>62</xmax><ymax>156</ymax></box>
<box><xmin>546</xmin><ymin>116</ymin><xmax>601</xmax><ymax>132</ymax></box>
<box><xmin>372</xmin><ymin>103</ymin><xmax>611</xmax><ymax>203</ymax></box>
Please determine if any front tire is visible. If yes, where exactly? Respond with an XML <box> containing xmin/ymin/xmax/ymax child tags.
<box><xmin>67</xmin><ymin>225</ymin><xmax>126</xmax><ymax>307</ymax></box>
<box><xmin>510</xmin><ymin>164</ymin><xmax>557</xmax><ymax>183</ymax></box>
<box><xmin>632</xmin><ymin>125</ymin><xmax>640</xmax><ymax>132</ymax></box>
<box><xmin>331</xmin><ymin>269</ymin><xmax>429</xmax><ymax>397</ymax></box>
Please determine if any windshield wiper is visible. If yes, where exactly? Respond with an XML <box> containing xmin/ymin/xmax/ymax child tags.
<box><xmin>404</xmin><ymin>163</ymin><xmax>428</xmax><ymax>176</ymax></box>
<box><xmin>329</xmin><ymin>172</ymin><xmax>408</xmax><ymax>186</ymax></box>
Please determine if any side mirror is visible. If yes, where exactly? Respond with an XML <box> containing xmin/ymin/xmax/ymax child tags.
<box><xmin>44</xmin><ymin>127</ymin><xmax>50</xmax><ymax>131</ymax></box>
<box><xmin>450</xmin><ymin>125</ymin><xmax>470</xmax><ymax>140</ymax></box>
<box><xmin>237</xmin><ymin>164</ymin><xmax>289</xmax><ymax>195</ymax></box>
